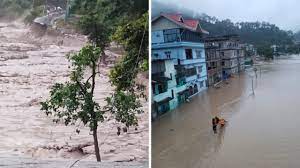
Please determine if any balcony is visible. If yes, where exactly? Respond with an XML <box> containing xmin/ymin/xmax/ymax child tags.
<box><xmin>186</xmin><ymin>75</ymin><xmax>197</xmax><ymax>82</ymax></box>
<box><xmin>153</xmin><ymin>89</ymin><xmax>173</xmax><ymax>103</ymax></box>
<box><xmin>152</xmin><ymin>28</ymin><xmax>205</xmax><ymax>44</ymax></box>
<box><xmin>207</xmin><ymin>67</ymin><xmax>222</xmax><ymax>75</ymax></box>
<box><xmin>152</xmin><ymin>61</ymin><xmax>166</xmax><ymax>74</ymax></box>
<box><xmin>152</xmin><ymin>73</ymin><xmax>172</xmax><ymax>83</ymax></box>
<box><xmin>176</xmin><ymin>77</ymin><xmax>186</xmax><ymax>87</ymax></box>
<box><xmin>179</xmin><ymin>58</ymin><xmax>204</xmax><ymax>65</ymax></box>
<box><xmin>152</xmin><ymin>52</ymin><xmax>173</xmax><ymax>60</ymax></box>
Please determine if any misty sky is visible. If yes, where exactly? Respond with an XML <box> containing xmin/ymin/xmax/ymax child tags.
<box><xmin>154</xmin><ymin>0</ymin><xmax>300</xmax><ymax>32</ymax></box>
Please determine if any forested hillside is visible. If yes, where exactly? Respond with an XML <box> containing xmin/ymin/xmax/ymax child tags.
<box><xmin>294</xmin><ymin>31</ymin><xmax>300</xmax><ymax>41</ymax></box>
<box><xmin>152</xmin><ymin>0</ymin><xmax>295</xmax><ymax>47</ymax></box>
<box><xmin>0</xmin><ymin>0</ymin><xmax>32</xmax><ymax>18</ymax></box>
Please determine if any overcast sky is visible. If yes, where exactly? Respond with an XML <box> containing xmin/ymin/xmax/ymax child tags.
<box><xmin>154</xmin><ymin>0</ymin><xmax>300</xmax><ymax>32</ymax></box>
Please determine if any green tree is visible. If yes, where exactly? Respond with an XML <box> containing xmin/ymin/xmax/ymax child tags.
<box><xmin>104</xmin><ymin>13</ymin><xmax>148</xmax><ymax>128</ymax></box>
<box><xmin>257</xmin><ymin>45</ymin><xmax>274</xmax><ymax>59</ymax></box>
<box><xmin>41</xmin><ymin>45</ymin><xmax>104</xmax><ymax>162</ymax></box>
<box><xmin>75</xmin><ymin>0</ymin><xmax>112</xmax><ymax>63</ymax></box>
<box><xmin>40</xmin><ymin>44</ymin><xmax>144</xmax><ymax>162</ymax></box>
<box><xmin>110</xmin><ymin>12</ymin><xmax>148</xmax><ymax>92</ymax></box>
<box><xmin>78</xmin><ymin>13</ymin><xmax>110</xmax><ymax>63</ymax></box>
<box><xmin>74</xmin><ymin>0</ymin><xmax>148</xmax><ymax>64</ymax></box>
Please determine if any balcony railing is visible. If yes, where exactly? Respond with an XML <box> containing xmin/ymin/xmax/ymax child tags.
<box><xmin>152</xmin><ymin>74</ymin><xmax>172</xmax><ymax>84</ymax></box>
<box><xmin>153</xmin><ymin>28</ymin><xmax>205</xmax><ymax>44</ymax></box>
<box><xmin>179</xmin><ymin>58</ymin><xmax>204</xmax><ymax>65</ymax></box>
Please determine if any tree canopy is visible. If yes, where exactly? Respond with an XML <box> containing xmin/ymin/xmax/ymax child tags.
<box><xmin>41</xmin><ymin>0</ymin><xmax>148</xmax><ymax>162</ymax></box>
<box><xmin>0</xmin><ymin>0</ymin><xmax>32</xmax><ymax>18</ymax></box>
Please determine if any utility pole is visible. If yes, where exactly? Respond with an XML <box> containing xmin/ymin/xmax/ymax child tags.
<box><xmin>254</xmin><ymin>66</ymin><xmax>257</xmax><ymax>79</ymax></box>
<box><xmin>252</xmin><ymin>76</ymin><xmax>255</xmax><ymax>95</ymax></box>
<box><xmin>260</xmin><ymin>65</ymin><xmax>262</xmax><ymax>77</ymax></box>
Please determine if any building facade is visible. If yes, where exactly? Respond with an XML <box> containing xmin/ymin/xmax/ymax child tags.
<box><xmin>205</xmin><ymin>42</ymin><xmax>222</xmax><ymax>86</ymax></box>
<box><xmin>151</xmin><ymin>13</ymin><xmax>209</xmax><ymax>119</ymax></box>
<box><xmin>205</xmin><ymin>35</ymin><xmax>245</xmax><ymax>83</ymax></box>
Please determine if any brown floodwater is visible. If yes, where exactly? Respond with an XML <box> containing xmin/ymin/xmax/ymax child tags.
<box><xmin>0</xmin><ymin>21</ymin><xmax>148</xmax><ymax>162</ymax></box>
<box><xmin>152</xmin><ymin>55</ymin><xmax>300</xmax><ymax>168</ymax></box>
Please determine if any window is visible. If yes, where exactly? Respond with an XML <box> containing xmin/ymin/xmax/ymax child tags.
<box><xmin>158</xmin><ymin>84</ymin><xmax>163</xmax><ymax>94</ymax></box>
<box><xmin>157</xmin><ymin>83</ymin><xmax>167</xmax><ymax>94</ymax></box>
<box><xmin>186</xmin><ymin>68</ymin><xmax>197</xmax><ymax>77</ymax></box>
<box><xmin>193</xmin><ymin>84</ymin><xmax>198</xmax><ymax>94</ymax></box>
<box><xmin>195</xmin><ymin>50</ymin><xmax>202</xmax><ymax>58</ymax></box>
<box><xmin>157</xmin><ymin>103</ymin><xmax>170</xmax><ymax>115</ymax></box>
<box><xmin>181</xmin><ymin>30</ymin><xmax>203</xmax><ymax>42</ymax></box>
<box><xmin>165</xmin><ymin>51</ymin><xmax>171</xmax><ymax>59</ymax></box>
<box><xmin>163</xmin><ymin>29</ymin><xmax>180</xmax><ymax>42</ymax></box>
<box><xmin>152</xmin><ymin>61</ymin><xmax>165</xmax><ymax>74</ymax></box>
<box><xmin>154</xmin><ymin>53</ymin><xmax>159</xmax><ymax>58</ymax></box>
<box><xmin>152</xmin><ymin>83</ymin><xmax>156</xmax><ymax>94</ymax></box>
<box><xmin>200</xmin><ymin>81</ymin><xmax>204</xmax><ymax>87</ymax></box>
<box><xmin>198</xmin><ymin>66</ymin><xmax>203</xmax><ymax>73</ymax></box>
<box><xmin>220</xmin><ymin>52</ymin><xmax>224</xmax><ymax>57</ymax></box>
<box><xmin>185</xmin><ymin>49</ymin><xmax>193</xmax><ymax>59</ymax></box>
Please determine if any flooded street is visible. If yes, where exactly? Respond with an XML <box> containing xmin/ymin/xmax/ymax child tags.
<box><xmin>0</xmin><ymin>21</ymin><xmax>148</xmax><ymax>162</ymax></box>
<box><xmin>152</xmin><ymin>56</ymin><xmax>300</xmax><ymax>168</ymax></box>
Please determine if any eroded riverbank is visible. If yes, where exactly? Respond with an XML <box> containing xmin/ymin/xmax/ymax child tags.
<box><xmin>0</xmin><ymin>21</ymin><xmax>148</xmax><ymax>162</ymax></box>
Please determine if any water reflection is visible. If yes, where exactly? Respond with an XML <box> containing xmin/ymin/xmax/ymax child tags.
<box><xmin>152</xmin><ymin>73</ymin><xmax>249</xmax><ymax>168</ymax></box>
<box><xmin>215</xmin><ymin>125</ymin><xmax>226</xmax><ymax>153</ymax></box>
<box><xmin>153</xmin><ymin>55</ymin><xmax>300</xmax><ymax>168</ymax></box>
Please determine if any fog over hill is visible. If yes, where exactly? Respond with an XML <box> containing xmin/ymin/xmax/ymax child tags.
<box><xmin>152</xmin><ymin>0</ymin><xmax>296</xmax><ymax>46</ymax></box>
<box><xmin>153</xmin><ymin>0</ymin><xmax>300</xmax><ymax>32</ymax></box>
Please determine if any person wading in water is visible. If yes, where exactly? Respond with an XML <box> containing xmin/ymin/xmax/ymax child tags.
<box><xmin>212</xmin><ymin>116</ymin><xmax>221</xmax><ymax>133</ymax></box>
<box><xmin>212</xmin><ymin>117</ymin><xmax>217</xmax><ymax>133</ymax></box>
<box><xmin>215</xmin><ymin>116</ymin><xmax>220</xmax><ymax>124</ymax></box>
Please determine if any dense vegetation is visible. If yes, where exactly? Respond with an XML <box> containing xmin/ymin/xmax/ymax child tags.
<box><xmin>70</xmin><ymin>0</ymin><xmax>149</xmax><ymax>90</ymax></box>
<box><xmin>0</xmin><ymin>0</ymin><xmax>47</xmax><ymax>23</ymax></box>
<box><xmin>41</xmin><ymin>0</ymin><xmax>148</xmax><ymax>162</ymax></box>
<box><xmin>0</xmin><ymin>0</ymin><xmax>32</xmax><ymax>18</ymax></box>
<box><xmin>152</xmin><ymin>0</ymin><xmax>300</xmax><ymax>56</ymax></box>
<box><xmin>198</xmin><ymin>15</ymin><xmax>294</xmax><ymax>46</ymax></box>
<box><xmin>294</xmin><ymin>31</ymin><xmax>300</xmax><ymax>41</ymax></box>
<box><xmin>41</xmin><ymin>45</ymin><xmax>105</xmax><ymax>161</ymax></box>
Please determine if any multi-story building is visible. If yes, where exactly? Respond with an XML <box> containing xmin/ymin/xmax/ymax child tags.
<box><xmin>151</xmin><ymin>13</ymin><xmax>209</xmax><ymax>119</ymax></box>
<box><xmin>205</xmin><ymin>35</ymin><xmax>245</xmax><ymax>81</ymax></box>
<box><xmin>205</xmin><ymin>42</ymin><xmax>222</xmax><ymax>86</ymax></box>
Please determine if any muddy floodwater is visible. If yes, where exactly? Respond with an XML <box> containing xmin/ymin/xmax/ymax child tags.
<box><xmin>153</xmin><ymin>56</ymin><xmax>300</xmax><ymax>168</ymax></box>
<box><xmin>0</xmin><ymin>21</ymin><xmax>148</xmax><ymax>162</ymax></box>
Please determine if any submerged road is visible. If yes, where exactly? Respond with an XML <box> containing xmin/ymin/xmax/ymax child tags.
<box><xmin>153</xmin><ymin>56</ymin><xmax>300</xmax><ymax>168</ymax></box>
